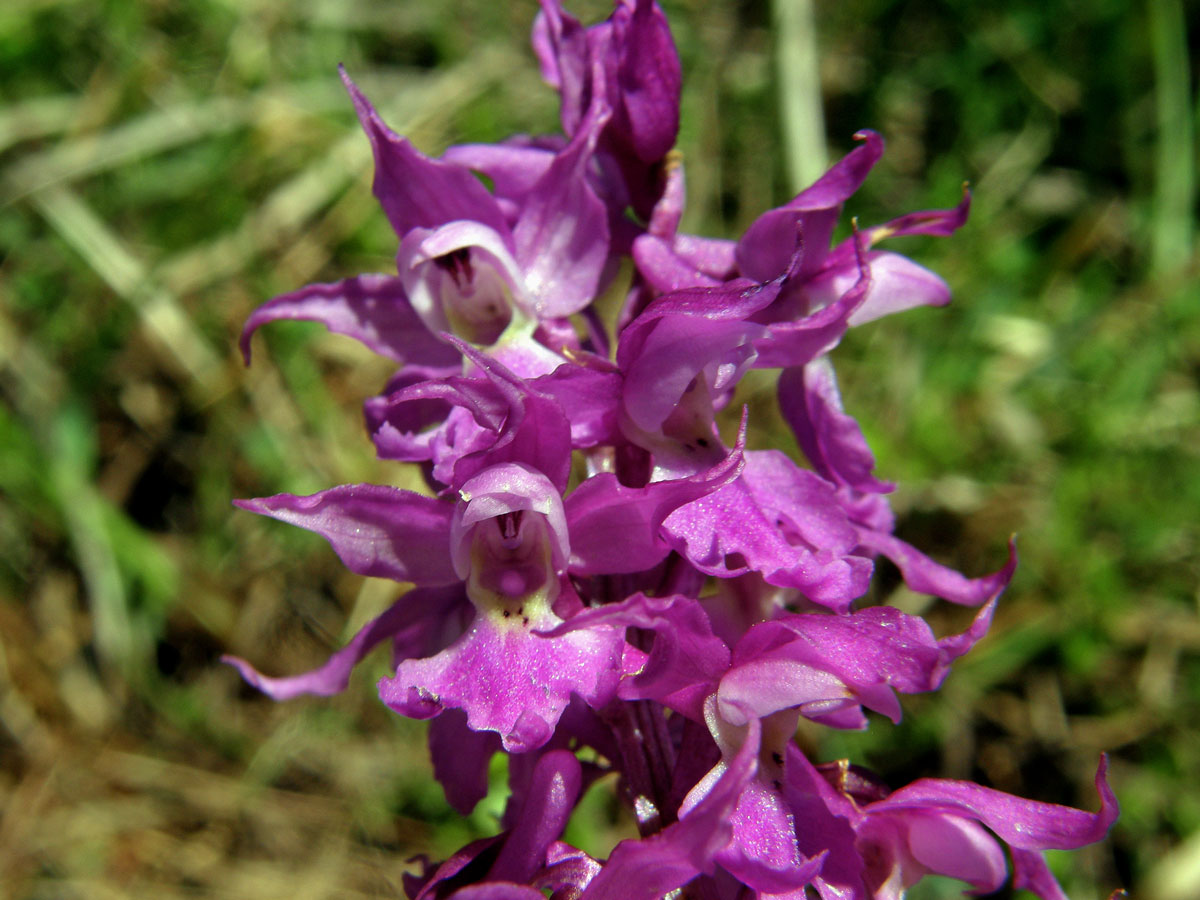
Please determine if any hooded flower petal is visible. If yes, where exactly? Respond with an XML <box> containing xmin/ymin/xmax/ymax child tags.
<box><xmin>899</xmin><ymin>812</ymin><xmax>1009</xmax><ymax>893</ymax></box>
<box><xmin>397</xmin><ymin>220</ymin><xmax>533</xmax><ymax>347</ymax></box>
<box><xmin>449</xmin><ymin>463</ymin><xmax>571</xmax><ymax>580</ymax></box>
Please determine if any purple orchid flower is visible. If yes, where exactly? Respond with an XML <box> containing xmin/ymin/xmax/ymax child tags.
<box><xmin>364</xmin><ymin>338</ymin><xmax>577</xmax><ymax>494</ymax></box>
<box><xmin>241</xmin><ymin>69</ymin><xmax>614</xmax><ymax>382</ymax></box>
<box><xmin>547</xmin><ymin>592</ymin><xmax>1002</xmax><ymax>895</ymax></box>
<box><xmin>555</xmin><ymin>591</ymin><xmax>999</xmax><ymax>734</ymax></box>
<box><xmin>716</xmin><ymin>600</ymin><xmax>998</xmax><ymax>730</ymax></box>
<box><xmin>785</xmin><ymin>749</ymin><xmax>1119</xmax><ymax>900</ymax></box>
<box><xmin>631</xmin><ymin>131</ymin><xmax>969</xmax><ymax>326</ymax></box>
<box><xmin>226</xmin><ymin>416</ymin><xmax>744</xmax><ymax>752</ymax></box>
<box><xmin>225</xmin><ymin>462</ymin><xmax>623</xmax><ymax>753</ymax></box>
<box><xmin>377</xmin><ymin>463</ymin><xmax>625</xmax><ymax>752</ymax></box>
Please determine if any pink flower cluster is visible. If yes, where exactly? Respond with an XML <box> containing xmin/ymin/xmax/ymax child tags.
<box><xmin>228</xmin><ymin>2</ymin><xmax>1117</xmax><ymax>897</ymax></box>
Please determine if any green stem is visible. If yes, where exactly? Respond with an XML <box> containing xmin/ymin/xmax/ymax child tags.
<box><xmin>772</xmin><ymin>0</ymin><xmax>827</xmax><ymax>193</ymax></box>
<box><xmin>1149</xmin><ymin>0</ymin><xmax>1196</xmax><ymax>274</ymax></box>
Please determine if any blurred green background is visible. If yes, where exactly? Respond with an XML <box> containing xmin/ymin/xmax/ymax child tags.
<box><xmin>1</xmin><ymin>0</ymin><xmax>1196</xmax><ymax>897</ymax></box>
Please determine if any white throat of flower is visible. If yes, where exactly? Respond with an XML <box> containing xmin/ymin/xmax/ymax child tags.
<box><xmin>464</xmin><ymin>509</ymin><xmax>561</xmax><ymax>628</ymax></box>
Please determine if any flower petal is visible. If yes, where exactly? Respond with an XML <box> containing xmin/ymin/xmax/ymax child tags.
<box><xmin>872</xmin><ymin>754</ymin><xmax>1119</xmax><ymax>851</ymax></box>
<box><xmin>778</xmin><ymin>357</ymin><xmax>893</xmax><ymax>494</ymax></box>
<box><xmin>714</xmin><ymin>777</ymin><xmax>825</xmax><ymax>894</ymax></box>
<box><xmin>530</xmin><ymin>360</ymin><xmax>623</xmax><ymax>448</ymax></box>
<box><xmin>379</xmin><ymin>601</ymin><xmax>624</xmax><ymax>753</ymax></box>
<box><xmin>234</xmin><ymin>485</ymin><xmax>457</xmax><ymax>585</ymax></box>
<box><xmin>578</xmin><ymin>718</ymin><xmax>761</xmax><ymax>900</ymax></box>
<box><xmin>564</xmin><ymin>440</ymin><xmax>744</xmax><ymax>576</ymax></box>
<box><xmin>429</xmin><ymin>709</ymin><xmax>503</xmax><ymax>815</ymax></box>
<box><xmin>370</xmin><ymin>345</ymin><xmax>574</xmax><ymax>494</ymax></box>
<box><xmin>239</xmin><ymin>274</ymin><xmax>457</xmax><ymax>367</ymax></box>
<box><xmin>802</xmin><ymin>250</ymin><xmax>952</xmax><ymax>327</ymax></box>
<box><xmin>1009</xmin><ymin>846</ymin><xmax>1071</xmax><ymax>900</ymax></box>
<box><xmin>854</xmin><ymin>530</ymin><xmax>1018</xmax><ymax>607</ymax></box>
<box><xmin>542</xmin><ymin>592</ymin><xmax>730</xmax><ymax>722</ymax></box>
<box><xmin>222</xmin><ymin>589</ymin><xmax>440</xmax><ymax>700</ymax></box>
<box><xmin>609</xmin><ymin>0</ymin><xmax>681</xmax><ymax>163</ymax></box>
<box><xmin>662</xmin><ymin>450</ymin><xmax>871</xmax><ymax>611</ymax></box>
<box><xmin>489</xmin><ymin>750</ymin><xmax>582</xmax><ymax>884</ymax></box>
<box><xmin>905</xmin><ymin>813</ymin><xmax>1008</xmax><ymax>893</ymax></box>
<box><xmin>783</xmin><ymin>746</ymin><xmax>869</xmax><ymax>900</ymax></box>
<box><xmin>736</xmin><ymin>130</ymin><xmax>884</xmax><ymax>282</ymax></box>
<box><xmin>513</xmin><ymin>94</ymin><xmax>611</xmax><ymax>317</ymax></box>
<box><xmin>442</xmin><ymin>141</ymin><xmax>558</xmax><ymax>207</ymax></box>
<box><xmin>341</xmin><ymin>68</ymin><xmax>510</xmax><ymax>240</ymax></box>
<box><xmin>632</xmin><ymin>233</ymin><xmax>723</xmax><ymax>294</ymax></box>
<box><xmin>719</xmin><ymin>601</ymin><xmax>996</xmax><ymax>728</ymax></box>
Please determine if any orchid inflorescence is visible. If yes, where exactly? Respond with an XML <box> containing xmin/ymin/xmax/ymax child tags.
<box><xmin>226</xmin><ymin>2</ymin><xmax>1118</xmax><ymax>897</ymax></box>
